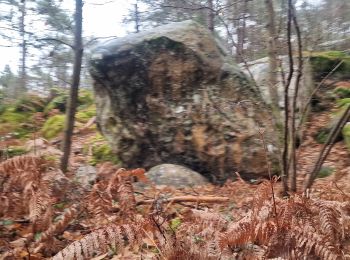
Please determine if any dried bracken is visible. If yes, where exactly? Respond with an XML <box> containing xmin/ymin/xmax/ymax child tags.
<box><xmin>1</xmin><ymin>155</ymin><xmax>349</xmax><ymax>259</ymax></box>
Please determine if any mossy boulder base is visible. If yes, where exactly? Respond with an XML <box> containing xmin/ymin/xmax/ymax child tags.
<box><xmin>90</xmin><ymin>21</ymin><xmax>277</xmax><ymax>182</ymax></box>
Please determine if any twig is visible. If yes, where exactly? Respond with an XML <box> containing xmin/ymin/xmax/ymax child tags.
<box><xmin>137</xmin><ymin>195</ymin><xmax>229</xmax><ymax>205</ymax></box>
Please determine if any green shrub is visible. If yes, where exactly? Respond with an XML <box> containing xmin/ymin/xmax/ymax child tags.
<box><xmin>317</xmin><ymin>166</ymin><xmax>334</xmax><ymax>178</ymax></box>
<box><xmin>334</xmin><ymin>87</ymin><xmax>350</xmax><ymax>99</ymax></box>
<box><xmin>13</xmin><ymin>94</ymin><xmax>46</xmax><ymax>112</ymax></box>
<box><xmin>309</xmin><ymin>51</ymin><xmax>350</xmax><ymax>80</ymax></box>
<box><xmin>44</xmin><ymin>94</ymin><xmax>68</xmax><ymax>113</ymax></box>
<box><xmin>337</xmin><ymin>98</ymin><xmax>350</xmax><ymax>108</ymax></box>
<box><xmin>343</xmin><ymin>123</ymin><xmax>350</xmax><ymax>151</ymax></box>
<box><xmin>315</xmin><ymin>128</ymin><xmax>330</xmax><ymax>144</ymax></box>
<box><xmin>0</xmin><ymin>146</ymin><xmax>27</xmax><ymax>158</ymax></box>
<box><xmin>41</xmin><ymin>115</ymin><xmax>65</xmax><ymax>139</ymax></box>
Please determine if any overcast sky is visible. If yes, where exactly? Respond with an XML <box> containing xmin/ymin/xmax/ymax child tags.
<box><xmin>0</xmin><ymin>0</ymin><xmax>135</xmax><ymax>71</ymax></box>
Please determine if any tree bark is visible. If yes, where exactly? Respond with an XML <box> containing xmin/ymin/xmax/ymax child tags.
<box><xmin>60</xmin><ymin>0</ymin><xmax>83</xmax><ymax>173</ymax></box>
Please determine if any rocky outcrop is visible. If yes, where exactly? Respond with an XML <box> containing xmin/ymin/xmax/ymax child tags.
<box><xmin>242</xmin><ymin>56</ymin><xmax>314</xmax><ymax>111</ymax></box>
<box><xmin>90</xmin><ymin>20</ymin><xmax>278</xmax><ymax>182</ymax></box>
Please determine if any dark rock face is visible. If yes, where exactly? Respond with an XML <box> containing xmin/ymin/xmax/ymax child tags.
<box><xmin>90</xmin><ymin>20</ymin><xmax>277</xmax><ymax>182</ymax></box>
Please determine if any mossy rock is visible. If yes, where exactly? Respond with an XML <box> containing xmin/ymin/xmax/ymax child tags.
<box><xmin>343</xmin><ymin>123</ymin><xmax>350</xmax><ymax>151</ymax></box>
<box><xmin>41</xmin><ymin>115</ymin><xmax>65</xmax><ymax>139</ymax></box>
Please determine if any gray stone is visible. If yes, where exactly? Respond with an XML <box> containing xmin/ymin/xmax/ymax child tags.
<box><xmin>146</xmin><ymin>164</ymin><xmax>209</xmax><ymax>187</ymax></box>
<box><xmin>89</xmin><ymin>20</ymin><xmax>278</xmax><ymax>182</ymax></box>
<box><xmin>75</xmin><ymin>165</ymin><xmax>97</xmax><ymax>187</ymax></box>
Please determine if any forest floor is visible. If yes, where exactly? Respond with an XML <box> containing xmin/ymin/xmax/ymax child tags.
<box><xmin>0</xmin><ymin>80</ymin><xmax>350</xmax><ymax>259</ymax></box>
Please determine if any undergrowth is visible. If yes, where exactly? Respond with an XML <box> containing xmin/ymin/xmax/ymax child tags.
<box><xmin>0</xmin><ymin>155</ymin><xmax>349</xmax><ymax>259</ymax></box>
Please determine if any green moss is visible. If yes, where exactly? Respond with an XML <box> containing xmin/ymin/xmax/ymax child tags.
<box><xmin>76</xmin><ymin>104</ymin><xmax>96</xmax><ymax>123</ymax></box>
<box><xmin>41</xmin><ymin>115</ymin><xmax>65</xmax><ymax>139</ymax></box>
<box><xmin>90</xmin><ymin>143</ymin><xmax>119</xmax><ymax>166</ymax></box>
<box><xmin>78</xmin><ymin>89</ymin><xmax>94</xmax><ymax>108</ymax></box>
<box><xmin>342</xmin><ymin>123</ymin><xmax>350</xmax><ymax>151</ymax></box>
<box><xmin>85</xmin><ymin>133</ymin><xmax>119</xmax><ymax>165</ymax></box>
<box><xmin>0</xmin><ymin>109</ymin><xmax>28</xmax><ymax>123</ymax></box>
<box><xmin>317</xmin><ymin>166</ymin><xmax>334</xmax><ymax>178</ymax></box>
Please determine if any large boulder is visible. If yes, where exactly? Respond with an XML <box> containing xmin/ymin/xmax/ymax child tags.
<box><xmin>89</xmin><ymin>20</ymin><xmax>278</xmax><ymax>182</ymax></box>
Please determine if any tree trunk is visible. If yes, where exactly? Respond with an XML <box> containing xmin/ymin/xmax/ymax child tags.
<box><xmin>60</xmin><ymin>0</ymin><xmax>83</xmax><ymax>173</ymax></box>
<box><xmin>265</xmin><ymin>0</ymin><xmax>288</xmax><ymax>194</ymax></box>
<box><xmin>207</xmin><ymin>0</ymin><xmax>215</xmax><ymax>32</ymax></box>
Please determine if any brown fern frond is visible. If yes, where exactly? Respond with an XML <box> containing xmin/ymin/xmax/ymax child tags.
<box><xmin>26</xmin><ymin>182</ymin><xmax>53</xmax><ymax>232</ymax></box>
<box><xmin>35</xmin><ymin>204</ymin><xmax>80</xmax><ymax>245</ymax></box>
<box><xmin>186</xmin><ymin>209</ymin><xmax>228</xmax><ymax>229</ymax></box>
<box><xmin>293</xmin><ymin>226</ymin><xmax>342</xmax><ymax>259</ymax></box>
<box><xmin>52</xmin><ymin>222</ymin><xmax>144</xmax><ymax>260</ymax></box>
<box><xmin>107</xmin><ymin>169</ymin><xmax>137</xmax><ymax>217</ymax></box>
<box><xmin>312</xmin><ymin>200</ymin><xmax>343</xmax><ymax>244</ymax></box>
<box><xmin>219</xmin><ymin>213</ymin><xmax>253</xmax><ymax>250</ymax></box>
<box><xmin>86</xmin><ymin>182</ymin><xmax>113</xmax><ymax>222</ymax></box>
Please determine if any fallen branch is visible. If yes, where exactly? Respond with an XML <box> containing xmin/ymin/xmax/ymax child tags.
<box><xmin>137</xmin><ymin>195</ymin><xmax>229</xmax><ymax>205</ymax></box>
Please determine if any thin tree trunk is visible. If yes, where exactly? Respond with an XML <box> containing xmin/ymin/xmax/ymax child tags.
<box><xmin>207</xmin><ymin>0</ymin><xmax>215</xmax><ymax>32</ymax></box>
<box><xmin>60</xmin><ymin>0</ymin><xmax>83</xmax><ymax>173</ymax></box>
<box><xmin>265</xmin><ymin>0</ymin><xmax>288</xmax><ymax>194</ymax></box>
<box><xmin>19</xmin><ymin>0</ymin><xmax>27</xmax><ymax>94</ymax></box>
<box><xmin>134</xmin><ymin>1</ymin><xmax>140</xmax><ymax>33</ymax></box>
<box><xmin>289</xmin><ymin>4</ymin><xmax>303</xmax><ymax>192</ymax></box>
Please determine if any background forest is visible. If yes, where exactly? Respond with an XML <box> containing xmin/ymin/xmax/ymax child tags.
<box><xmin>0</xmin><ymin>0</ymin><xmax>350</xmax><ymax>259</ymax></box>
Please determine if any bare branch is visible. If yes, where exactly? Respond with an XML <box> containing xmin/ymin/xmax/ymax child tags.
<box><xmin>37</xmin><ymin>38</ymin><xmax>74</xmax><ymax>49</ymax></box>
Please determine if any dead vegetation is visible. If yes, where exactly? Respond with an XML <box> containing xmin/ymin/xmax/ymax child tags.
<box><xmin>0</xmin><ymin>155</ymin><xmax>349</xmax><ymax>259</ymax></box>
